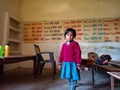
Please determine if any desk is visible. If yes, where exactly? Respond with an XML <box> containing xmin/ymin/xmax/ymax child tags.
<box><xmin>0</xmin><ymin>55</ymin><xmax>36</xmax><ymax>77</ymax></box>
<box><xmin>107</xmin><ymin>72</ymin><xmax>120</xmax><ymax>90</ymax></box>
<box><xmin>94</xmin><ymin>64</ymin><xmax>120</xmax><ymax>71</ymax></box>
<box><xmin>92</xmin><ymin>64</ymin><xmax>120</xmax><ymax>87</ymax></box>
<box><xmin>108</xmin><ymin>61</ymin><xmax>120</xmax><ymax>67</ymax></box>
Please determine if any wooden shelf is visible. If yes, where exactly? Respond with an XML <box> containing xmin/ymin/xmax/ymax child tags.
<box><xmin>9</xmin><ymin>26</ymin><xmax>21</xmax><ymax>32</ymax></box>
<box><xmin>8</xmin><ymin>39</ymin><xmax>21</xmax><ymax>43</ymax></box>
<box><xmin>3</xmin><ymin>12</ymin><xmax>22</xmax><ymax>56</ymax></box>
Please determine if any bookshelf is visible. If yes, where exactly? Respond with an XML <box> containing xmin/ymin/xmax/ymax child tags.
<box><xmin>3</xmin><ymin>12</ymin><xmax>22</xmax><ymax>55</ymax></box>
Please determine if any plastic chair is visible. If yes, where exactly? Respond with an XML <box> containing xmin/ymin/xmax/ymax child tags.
<box><xmin>34</xmin><ymin>44</ymin><xmax>56</xmax><ymax>80</ymax></box>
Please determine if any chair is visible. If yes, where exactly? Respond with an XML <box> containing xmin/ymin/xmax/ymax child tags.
<box><xmin>34</xmin><ymin>44</ymin><xmax>41</xmax><ymax>52</ymax></box>
<box><xmin>34</xmin><ymin>44</ymin><xmax>56</xmax><ymax>80</ymax></box>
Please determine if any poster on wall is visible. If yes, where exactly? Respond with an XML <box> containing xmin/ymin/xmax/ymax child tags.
<box><xmin>103</xmin><ymin>18</ymin><xmax>120</xmax><ymax>42</ymax></box>
<box><xmin>23</xmin><ymin>21</ymin><xmax>64</xmax><ymax>43</ymax></box>
<box><xmin>23</xmin><ymin>17</ymin><xmax>120</xmax><ymax>43</ymax></box>
<box><xmin>82</xmin><ymin>19</ymin><xmax>104</xmax><ymax>42</ymax></box>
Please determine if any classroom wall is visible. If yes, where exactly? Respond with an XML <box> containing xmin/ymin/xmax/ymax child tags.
<box><xmin>21</xmin><ymin>0</ymin><xmax>120</xmax><ymax>21</ymax></box>
<box><xmin>0</xmin><ymin>0</ymin><xmax>21</xmax><ymax>44</ymax></box>
<box><xmin>0</xmin><ymin>0</ymin><xmax>120</xmax><ymax>70</ymax></box>
<box><xmin>0</xmin><ymin>0</ymin><xmax>21</xmax><ymax>71</ymax></box>
<box><xmin>20</xmin><ymin>0</ymin><xmax>120</xmax><ymax>68</ymax></box>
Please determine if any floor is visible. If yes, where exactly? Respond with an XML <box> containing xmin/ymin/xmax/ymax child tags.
<box><xmin>0</xmin><ymin>67</ymin><xmax>120</xmax><ymax>90</ymax></box>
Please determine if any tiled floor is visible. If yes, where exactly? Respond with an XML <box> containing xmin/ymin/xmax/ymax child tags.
<box><xmin>0</xmin><ymin>68</ymin><xmax>120</xmax><ymax>90</ymax></box>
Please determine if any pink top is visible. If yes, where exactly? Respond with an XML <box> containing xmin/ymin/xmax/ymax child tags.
<box><xmin>58</xmin><ymin>41</ymin><xmax>82</xmax><ymax>66</ymax></box>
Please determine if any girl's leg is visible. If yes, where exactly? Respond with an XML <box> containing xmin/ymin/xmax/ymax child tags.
<box><xmin>68</xmin><ymin>79</ymin><xmax>77</xmax><ymax>90</ymax></box>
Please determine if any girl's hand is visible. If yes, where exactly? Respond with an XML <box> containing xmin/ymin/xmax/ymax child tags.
<box><xmin>77</xmin><ymin>66</ymin><xmax>82</xmax><ymax>72</ymax></box>
<box><xmin>58</xmin><ymin>65</ymin><xmax>62</xmax><ymax>70</ymax></box>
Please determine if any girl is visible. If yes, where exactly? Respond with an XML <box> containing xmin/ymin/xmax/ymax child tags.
<box><xmin>58</xmin><ymin>28</ymin><xmax>82</xmax><ymax>90</ymax></box>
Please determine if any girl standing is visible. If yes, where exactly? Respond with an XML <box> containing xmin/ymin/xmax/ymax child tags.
<box><xmin>58</xmin><ymin>28</ymin><xmax>82</xmax><ymax>90</ymax></box>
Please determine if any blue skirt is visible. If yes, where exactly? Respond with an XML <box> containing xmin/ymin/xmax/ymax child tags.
<box><xmin>60</xmin><ymin>62</ymin><xmax>80</xmax><ymax>80</ymax></box>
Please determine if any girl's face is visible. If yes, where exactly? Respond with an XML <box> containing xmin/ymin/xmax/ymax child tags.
<box><xmin>65</xmin><ymin>31</ymin><xmax>74</xmax><ymax>41</ymax></box>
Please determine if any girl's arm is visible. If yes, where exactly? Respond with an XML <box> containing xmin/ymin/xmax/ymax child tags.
<box><xmin>58</xmin><ymin>45</ymin><xmax>64</xmax><ymax>65</ymax></box>
<box><xmin>75</xmin><ymin>42</ymin><xmax>82</xmax><ymax>66</ymax></box>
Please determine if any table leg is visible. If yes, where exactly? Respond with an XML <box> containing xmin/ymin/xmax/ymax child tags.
<box><xmin>33</xmin><ymin>59</ymin><xmax>36</xmax><ymax>75</ymax></box>
<box><xmin>33</xmin><ymin>57</ymin><xmax>40</xmax><ymax>78</ymax></box>
<box><xmin>111</xmin><ymin>76</ymin><xmax>114</xmax><ymax>90</ymax></box>
<box><xmin>0</xmin><ymin>64</ymin><xmax>3</xmax><ymax>73</ymax></box>
<box><xmin>92</xmin><ymin>66</ymin><xmax>95</xmax><ymax>87</ymax></box>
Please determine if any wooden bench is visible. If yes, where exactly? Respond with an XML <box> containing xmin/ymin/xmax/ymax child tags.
<box><xmin>92</xmin><ymin>64</ymin><xmax>120</xmax><ymax>87</ymax></box>
<box><xmin>94</xmin><ymin>64</ymin><xmax>120</xmax><ymax>72</ymax></box>
<box><xmin>0</xmin><ymin>55</ymin><xmax>37</xmax><ymax>77</ymax></box>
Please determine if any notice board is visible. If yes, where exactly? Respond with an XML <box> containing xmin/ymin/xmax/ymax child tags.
<box><xmin>23</xmin><ymin>17</ymin><xmax>120</xmax><ymax>43</ymax></box>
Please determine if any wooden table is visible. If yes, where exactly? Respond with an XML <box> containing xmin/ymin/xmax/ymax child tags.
<box><xmin>0</xmin><ymin>55</ymin><xmax>37</xmax><ymax>77</ymax></box>
<box><xmin>108</xmin><ymin>61</ymin><xmax>120</xmax><ymax>67</ymax></box>
<box><xmin>94</xmin><ymin>64</ymin><xmax>120</xmax><ymax>71</ymax></box>
<box><xmin>92</xmin><ymin>63</ymin><xmax>120</xmax><ymax>87</ymax></box>
<box><xmin>107</xmin><ymin>72</ymin><xmax>120</xmax><ymax>90</ymax></box>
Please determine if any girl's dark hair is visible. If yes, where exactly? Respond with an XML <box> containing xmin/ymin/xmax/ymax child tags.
<box><xmin>64</xmin><ymin>28</ymin><xmax>76</xmax><ymax>38</ymax></box>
